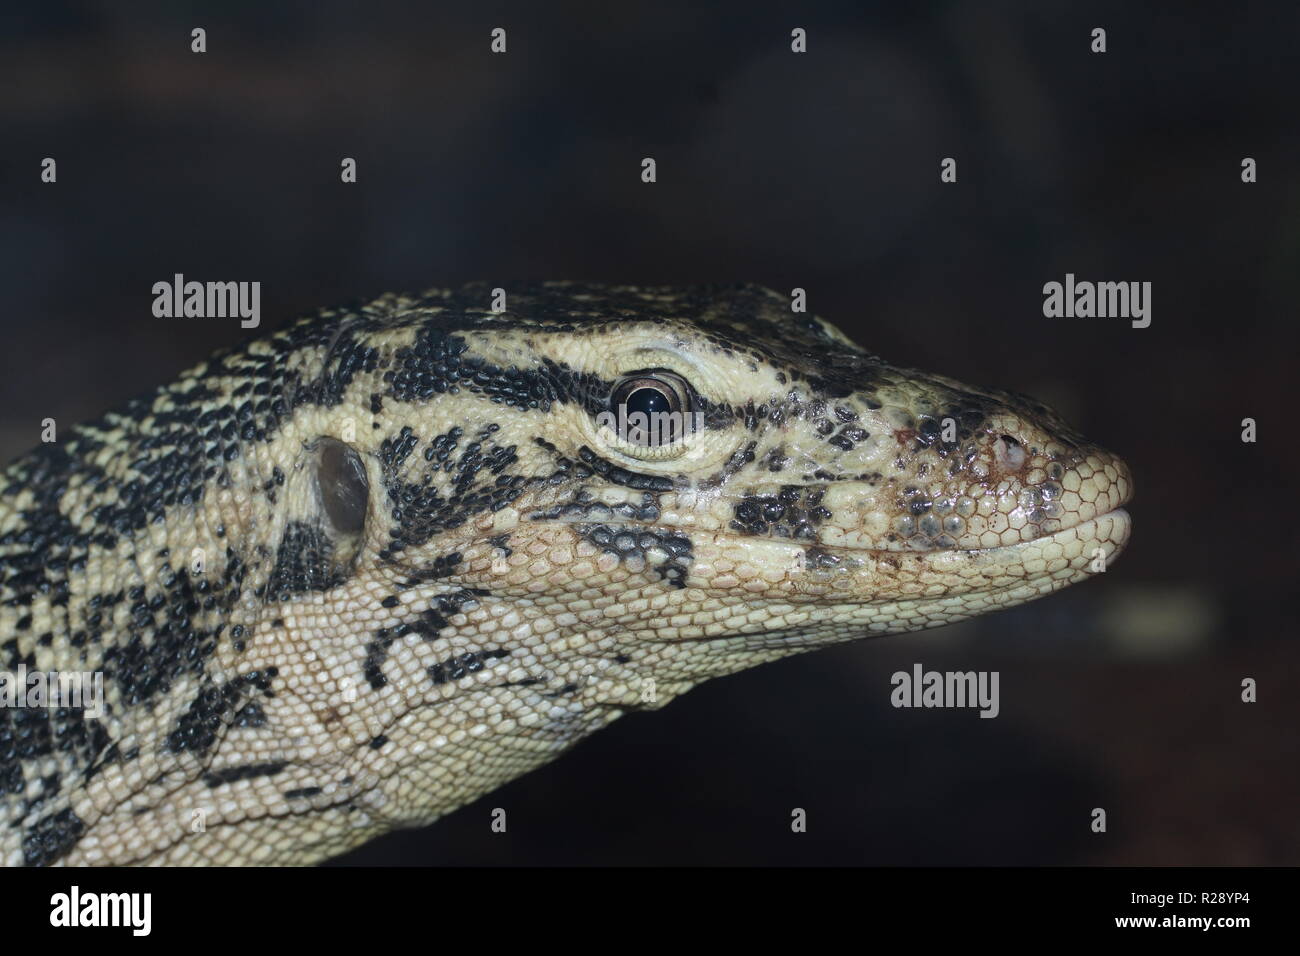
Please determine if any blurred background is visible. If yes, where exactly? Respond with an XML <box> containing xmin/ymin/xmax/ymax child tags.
<box><xmin>1</xmin><ymin>0</ymin><xmax>1296</xmax><ymax>865</ymax></box>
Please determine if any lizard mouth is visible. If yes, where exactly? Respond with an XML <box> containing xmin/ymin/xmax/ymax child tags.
<box><xmin>798</xmin><ymin>505</ymin><xmax>1133</xmax><ymax>604</ymax></box>
<box><xmin>526</xmin><ymin>471</ymin><xmax>1132</xmax><ymax>607</ymax></box>
<box><xmin>944</xmin><ymin>505</ymin><xmax>1131</xmax><ymax>574</ymax></box>
<box><xmin>653</xmin><ymin>503</ymin><xmax>1133</xmax><ymax>606</ymax></box>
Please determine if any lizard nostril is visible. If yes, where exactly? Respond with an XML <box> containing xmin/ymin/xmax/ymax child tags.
<box><xmin>994</xmin><ymin>435</ymin><xmax>1026</xmax><ymax>471</ymax></box>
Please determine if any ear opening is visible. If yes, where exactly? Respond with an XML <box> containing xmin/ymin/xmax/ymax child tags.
<box><xmin>316</xmin><ymin>437</ymin><xmax>369</xmax><ymax>536</ymax></box>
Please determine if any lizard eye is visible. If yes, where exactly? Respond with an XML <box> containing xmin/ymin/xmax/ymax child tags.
<box><xmin>608</xmin><ymin>370</ymin><xmax>693</xmax><ymax>446</ymax></box>
<box><xmin>316</xmin><ymin>437</ymin><xmax>368</xmax><ymax>535</ymax></box>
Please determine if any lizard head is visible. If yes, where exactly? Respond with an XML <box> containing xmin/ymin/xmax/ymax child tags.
<box><xmin>281</xmin><ymin>282</ymin><xmax>1131</xmax><ymax>698</ymax></box>
<box><xmin>144</xmin><ymin>280</ymin><xmax>1131</xmax><ymax>861</ymax></box>
<box><xmin>0</xmin><ymin>281</ymin><xmax>1132</xmax><ymax>864</ymax></box>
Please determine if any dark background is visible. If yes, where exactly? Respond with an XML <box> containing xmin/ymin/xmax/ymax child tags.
<box><xmin>1</xmin><ymin>1</ymin><xmax>1296</xmax><ymax>865</ymax></box>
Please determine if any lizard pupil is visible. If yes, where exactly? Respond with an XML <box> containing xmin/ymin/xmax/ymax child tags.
<box><xmin>625</xmin><ymin>386</ymin><xmax>671</xmax><ymax>418</ymax></box>
<box><xmin>317</xmin><ymin>437</ymin><xmax>368</xmax><ymax>535</ymax></box>
<box><xmin>609</xmin><ymin>372</ymin><xmax>690</xmax><ymax>446</ymax></box>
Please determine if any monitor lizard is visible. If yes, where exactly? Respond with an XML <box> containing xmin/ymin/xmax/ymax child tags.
<box><xmin>0</xmin><ymin>282</ymin><xmax>1132</xmax><ymax>865</ymax></box>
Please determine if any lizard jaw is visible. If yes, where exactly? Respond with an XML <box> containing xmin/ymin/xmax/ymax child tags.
<box><xmin>676</xmin><ymin>504</ymin><xmax>1129</xmax><ymax>608</ymax></box>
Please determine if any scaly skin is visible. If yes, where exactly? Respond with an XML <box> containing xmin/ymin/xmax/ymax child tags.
<box><xmin>0</xmin><ymin>282</ymin><xmax>1132</xmax><ymax>865</ymax></box>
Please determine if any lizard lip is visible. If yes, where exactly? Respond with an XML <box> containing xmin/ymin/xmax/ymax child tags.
<box><xmin>984</xmin><ymin>504</ymin><xmax>1129</xmax><ymax>559</ymax></box>
<box><xmin>779</xmin><ymin>505</ymin><xmax>1130</xmax><ymax>602</ymax></box>
<box><xmin>898</xmin><ymin>505</ymin><xmax>1131</xmax><ymax>563</ymax></box>
<box><xmin>625</xmin><ymin>505</ymin><xmax>1133</xmax><ymax>605</ymax></box>
<box><xmin>954</xmin><ymin>503</ymin><xmax>1132</xmax><ymax>558</ymax></box>
<box><xmin>873</xmin><ymin>505</ymin><xmax>1133</xmax><ymax>593</ymax></box>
